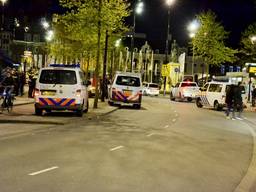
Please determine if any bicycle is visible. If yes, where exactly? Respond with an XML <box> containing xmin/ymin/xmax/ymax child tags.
<box><xmin>0</xmin><ymin>86</ymin><xmax>15</xmax><ymax>113</ymax></box>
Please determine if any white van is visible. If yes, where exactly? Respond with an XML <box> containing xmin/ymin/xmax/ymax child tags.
<box><xmin>34</xmin><ymin>64</ymin><xmax>89</xmax><ymax>116</ymax></box>
<box><xmin>195</xmin><ymin>81</ymin><xmax>247</xmax><ymax>110</ymax></box>
<box><xmin>108</xmin><ymin>72</ymin><xmax>142</xmax><ymax>109</ymax></box>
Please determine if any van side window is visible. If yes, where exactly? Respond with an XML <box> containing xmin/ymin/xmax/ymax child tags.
<box><xmin>208</xmin><ymin>84</ymin><xmax>222</xmax><ymax>92</ymax></box>
<box><xmin>203</xmin><ymin>83</ymin><xmax>209</xmax><ymax>90</ymax></box>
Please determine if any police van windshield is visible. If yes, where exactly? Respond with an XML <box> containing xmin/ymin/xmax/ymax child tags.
<box><xmin>116</xmin><ymin>76</ymin><xmax>141</xmax><ymax>87</ymax></box>
<box><xmin>39</xmin><ymin>70</ymin><xmax>77</xmax><ymax>84</ymax></box>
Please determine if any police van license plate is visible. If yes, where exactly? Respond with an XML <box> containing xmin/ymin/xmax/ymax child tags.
<box><xmin>42</xmin><ymin>91</ymin><xmax>56</xmax><ymax>96</ymax></box>
<box><xmin>123</xmin><ymin>90</ymin><xmax>132</xmax><ymax>97</ymax></box>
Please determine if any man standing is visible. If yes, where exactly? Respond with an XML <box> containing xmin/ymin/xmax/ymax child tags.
<box><xmin>225</xmin><ymin>84</ymin><xmax>234</xmax><ymax>119</ymax></box>
<box><xmin>232</xmin><ymin>82</ymin><xmax>243</xmax><ymax>120</ymax></box>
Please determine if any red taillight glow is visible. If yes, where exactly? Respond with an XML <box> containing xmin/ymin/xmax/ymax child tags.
<box><xmin>34</xmin><ymin>88</ymin><xmax>40</xmax><ymax>97</ymax></box>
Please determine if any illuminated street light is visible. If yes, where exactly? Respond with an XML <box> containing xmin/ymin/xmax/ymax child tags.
<box><xmin>163</xmin><ymin>0</ymin><xmax>176</xmax><ymax>95</ymax></box>
<box><xmin>131</xmin><ymin>0</ymin><xmax>144</xmax><ymax>72</ymax></box>
<box><xmin>1</xmin><ymin>0</ymin><xmax>7</xmax><ymax>30</ymax></box>
<box><xmin>250</xmin><ymin>35</ymin><xmax>256</xmax><ymax>44</ymax></box>
<box><xmin>166</xmin><ymin>0</ymin><xmax>175</xmax><ymax>6</ymax></box>
<box><xmin>115</xmin><ymin>39</ymin><xmax>121</xmax><ymax>47</ymax></box>
<box><xmin>45</xmin><ymin>30</ymin><xmax>54</xmax><ymax>41</ymax></box>
<box><xmin>42</xmin><ymin>20</ymin><xmax>50</xmax><ymax>30</ymax></box>
<box><xmin>187</xmin><ymin>19</ymin><xmax>200</xmax><ymax>78</ymax></box>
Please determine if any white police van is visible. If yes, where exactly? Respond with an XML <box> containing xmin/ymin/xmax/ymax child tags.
<box><xmin>108</xmin><ymin>71</ymin><xmax>142</xmax><ymax>109</ymax></box>
<box><xmin>195</xmin><ymin>82</ymin><xmax>231</xmax><ymax>110</ymax></box>
<box><xmin>34</xmin><ymin>64</ymin><xmax>89</xmax><ymax>116</ymax></box>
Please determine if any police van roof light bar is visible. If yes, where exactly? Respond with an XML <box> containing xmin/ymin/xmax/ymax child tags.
<box><xmin>49</xmin><ymin>64</ymin><xmax>80</xmax><ymax>68</ymax></box>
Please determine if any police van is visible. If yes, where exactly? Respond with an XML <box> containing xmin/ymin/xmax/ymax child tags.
<box><xmin>195</xmin><ymin>82</ymin><xmax>231</xmax><ymax>110</ymax></box>
<box><xmin>34</xmin><ymin>64</ymin><xmax>89</xmax><ymax>116</ymax></box>
<box><xmin>195</xmin><ymin>81</ymin><xmax>247</xmax><ymax>111</ymax></box>
<box><xmin>108</xmin><ymin>71</ymin><xmax>142</xmax><ymax>109</ymax></box>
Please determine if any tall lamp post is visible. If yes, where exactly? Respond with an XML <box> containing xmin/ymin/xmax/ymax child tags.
<box><xmin>0</xmin><ymin>0</ymin><xmax>7</xmax><ymax>31</ymax></box>
<box><xmin>163</xmin><ymin>0</ymin><xmax>175</xmax><ymax>95</ymax></box>
<box><xmin>131</xmin><ymin>0</ymin><xmax>143</xmax><ymax>72</ymax></box>
<box><xmin>187</xmin><ymin>19</ymin><xmax>200</xmax><ymax>80</ymax></box>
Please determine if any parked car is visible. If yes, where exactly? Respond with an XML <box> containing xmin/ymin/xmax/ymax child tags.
<box><xmin>142</xmin><ymin>83</ymin><xmax>160</xmax><ymax>96</ymax></box>
<box><xmin>108</xmin><ymin>71</ymin><xmax>142</xmax><ymax>109</ymax></box>
<box><xmin>170</xmin><ymin>81</ymin><xmax>199</xmax><ymax>102</ymax></box>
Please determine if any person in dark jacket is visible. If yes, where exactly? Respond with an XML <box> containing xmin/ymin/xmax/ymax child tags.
<box><xmin>232</xmin><ymin>82</ymin><xmax>243</xmax><ymax>120</ymax></box>
<box><xmin>225</xmin><ymin>84</ymin><xmax>234</xmax><ymax>119</ymax></box>
<box><xmin>252</xmin><ymin>85</ymin><xmax>256</xmax><ymax>107</ymax></box>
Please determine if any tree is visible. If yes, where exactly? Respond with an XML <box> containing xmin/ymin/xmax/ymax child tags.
<box><xmin>192</xmin><ymin>11</ymin><xmax>237</xmax><ymax>79</ymax></box>
<box><xmin>240</xmin><ymin>22</ymin><xmax>256</xmax><ymax>63</ymax></box>
<box><xmin>49</xmin><ymin>0</ymin><xmax>130</xmax><ymax>108</ymax></box>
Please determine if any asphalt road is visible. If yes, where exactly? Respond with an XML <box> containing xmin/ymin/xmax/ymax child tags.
<box><xmin>0</xmin><ymin>97</ymin><xmax>255</xmax><ymax>192</ymax></box>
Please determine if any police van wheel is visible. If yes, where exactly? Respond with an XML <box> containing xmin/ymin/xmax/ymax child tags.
<box><xmin>170</xmin><ymin>93</ymin><xmax>175</xmax><ymax>101</ymax></box>
<box><xmin>187</xmin><ymin>97</ymin><xmax>192</xmax><ymax>102</ymax></box>
<box><xmin>108</xmin><ymin>101</ymin><xmax>114</xmax><ymax>106</ymax></box>
<box><xmin>214</xmin><ymin>101</ymin><xmax>222</xmax><ymax>111</ymax></box>
<box><xmin>83</xmin><ymin>100</ymin><xmax>89</xmax><ymax>113</ymax></box>
<box><xmin>196</xmin><ymin>98</ymin><xmax>203</xmax><ymax>108</ymax></box>
<box><xmin>133</xmin><ymin>104</ymin><xmax>141</xmax><ymax>109</ymax></box>
<box><xmin>35</xmin><ymin>107</ymin><xmax>43</xmax><ymax>116</ymax></box>
<box><xmin>76</xmin><ymin>109</ymin><xmax>83</xmax><ymax>117</ymax></box>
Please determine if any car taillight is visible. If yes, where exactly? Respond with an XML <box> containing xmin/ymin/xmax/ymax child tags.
<box><xmin>76</xmin><ymin>89</ymin><xmax>82</xmax><ymax>97</ymax></box>
<box><xmin>34</xmin><ymin>88</ymin><xmax>40</xmax><ymax>96</ymax></box>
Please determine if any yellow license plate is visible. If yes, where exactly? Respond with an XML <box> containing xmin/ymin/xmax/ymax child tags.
<box><xmin>42</xmin><ymin>91</ymin><xmax>56</xmax><ymax>96</ymax></box>
<box><xmin>123</xmin><ymin>90</ymin><xmax>132</xmax><ymax>97</ymax></box>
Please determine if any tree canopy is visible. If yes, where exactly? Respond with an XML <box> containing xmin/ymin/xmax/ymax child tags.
<box><xmin>192</xmin><ymin>11</ymin><xmax>237</xmax><ymax>66</ymax></box>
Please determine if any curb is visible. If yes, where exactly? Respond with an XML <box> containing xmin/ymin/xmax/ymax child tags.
<box><xmin>234</xmin><ymin>121</ymin><xmax>256</xmax><ymax>192</ymax></box>
<box><xmin>14</xmin><ymin>101</ymin><xmax>34</xmax><ymax>107</ymax></box>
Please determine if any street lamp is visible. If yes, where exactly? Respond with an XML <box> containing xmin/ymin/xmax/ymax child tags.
<box><xmin>0</xmin><ymin>0</ymin><xmax>7</xmax><ymax>31</ymax></box>
<box><xmin>163</xmin><ymin>0</ymin><xmax>175</xmax><ymax>95</ymax></box>
<box><xmin>130</xmin><ymin>0</ymin><xmax>144</xmax><ymax>72</ymax></box>
<box><xmin>187</xmin><ymin>19</ymin><xmax>200</xmax><ymax>78</ymax></box>
<box><xmin>45</xmin><ymin>30</ymin><xmax>54</xmax><ymax>42</ymax></box>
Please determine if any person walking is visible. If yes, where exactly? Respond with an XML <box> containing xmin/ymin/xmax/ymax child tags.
<box><xmin>251</xmin><ymin>85</ymin><xmax>256</xmax><ymax>107</ymax></box>
<box><xmin>232</xmin><ymin>82</ymin><xmax>243</xmax><ymax>120</ymax></box>
<box><xmin>225</xmin><ymin>84</ymin><xmax>234</xmax><ymax>119</ymax></box>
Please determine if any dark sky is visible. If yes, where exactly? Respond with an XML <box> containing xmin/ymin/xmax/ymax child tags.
<box><xmin>134</xmin><ymin>0</ymin><xmax>256</xmax><ymax>51</ymax></box>
<box><xmin>6</xmin><ymin>0</ymin><xmax>256</xmax><ymax>52</ymax></box>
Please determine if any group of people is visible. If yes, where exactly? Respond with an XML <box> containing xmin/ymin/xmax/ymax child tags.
<box><xmin>0</xmin><ymin>67</ymin><xmax>25</xmax><ymax>97</ymax></box>
<box><xmin>0</xmin><ymin>67</ymin><xmax>38</xmax><ymax>98</ymax></box>
<box><xmin>225</xmin><ymin>82</ymin><xmax>244</xmax><ymax>120</ymax></box>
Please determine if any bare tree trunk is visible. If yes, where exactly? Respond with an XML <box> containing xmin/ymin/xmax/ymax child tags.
<box><xmin>93</xmin><ymin>0</ymin><xmax>102</xmax><ymax>109</ymax></box>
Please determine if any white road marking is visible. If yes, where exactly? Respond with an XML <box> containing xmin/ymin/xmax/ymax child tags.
<box><xmin>110</xmin><ymin>146</ymin><xmax>124</xmax><ymax>151</ymax></box>
<box><xmin>147</xmin><ymin>133</ymin><xmax>155</xmax><ymax>137</ymax></box>
<box><xmin>164</xmin><ymin>125</ymin><xmax>169</xmax><ymax>128</ymax></box>
<box><xmin>28</xmin><ymin>166</ymin><xmax>59</xmax><ymax>176</ymax></box>
<box><xmin>172</xmin><ymin>119</ymin><xmax>176</xmax><ymax>122</ymax></box>
<box><xmin>174</xmin><ymin>110</ymin><xmax>177</xmax><ymax>113</ymax></box>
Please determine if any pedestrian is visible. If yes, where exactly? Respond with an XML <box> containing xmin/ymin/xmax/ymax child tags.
<box><xmin>225</xmin><ymin>84</ymin><xmax>234</xmax><ymax>119</ymax></box>
<box><xmin>232</xmin><ymin>82</ymin><xmax>243</xmax><ymax>120</ymax></box>
<box><xmin>28</xmin><ymin>69</ymin><xmax>36</xmax><ymax>98</ymax></box>
<box><xmin>252</xmin><ymin>85</ymin><xmax>256</xmax><ymax>107</ymax></box>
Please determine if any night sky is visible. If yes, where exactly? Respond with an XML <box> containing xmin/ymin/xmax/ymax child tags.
<box><xmin>5</xmin><ymin>0</ymin><xmax>256</xmax><ymax>52</ymax></box>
